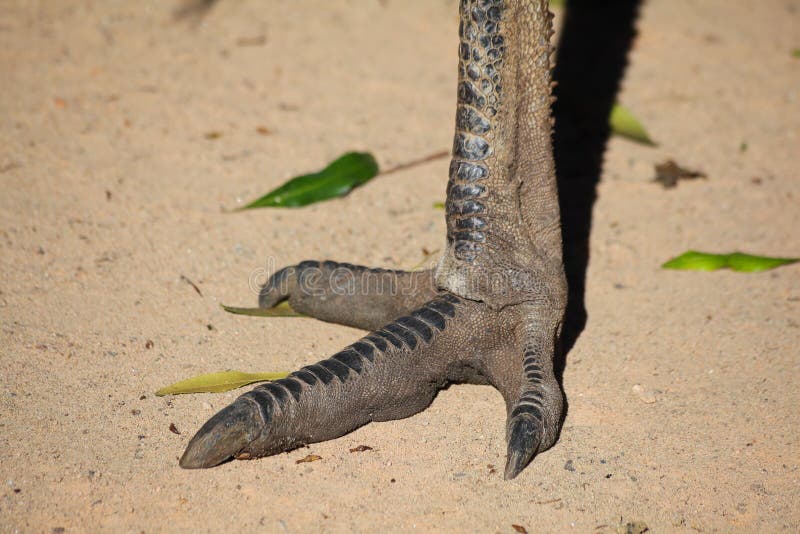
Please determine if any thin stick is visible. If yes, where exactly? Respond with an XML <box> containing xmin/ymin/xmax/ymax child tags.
<box><xmin>379</xmin><ymin>150</ymin><xmax>449</xmax><ymax>177</ymax></box>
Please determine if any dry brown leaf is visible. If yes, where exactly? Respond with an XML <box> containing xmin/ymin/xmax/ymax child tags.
<box><xmin>653</xmin><ymin>160</ymin><xmax>706</xmax><ymax>188</ymax></box>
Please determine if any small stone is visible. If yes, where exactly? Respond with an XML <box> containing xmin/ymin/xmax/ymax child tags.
<box><xmin>564</xmin><ymin>459</ymin><xmax>575</xmax><ymax>472</ymax></box>
<box><xmin>632</xmin><ymin>384</ymin><xmax>657</xmax><ymax>404</ymax></box>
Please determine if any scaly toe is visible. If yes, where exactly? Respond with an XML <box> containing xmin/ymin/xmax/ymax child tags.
<box><xmin>180</xmin><ymin>398</ymin><xmax>263</xmax><ymax>469</ymax></box>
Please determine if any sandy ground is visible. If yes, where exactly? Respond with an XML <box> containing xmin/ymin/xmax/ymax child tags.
<box><xmin>1</xmin><ymin>0</ymin><xmax>799</xmax><ymax>532</ymax></box>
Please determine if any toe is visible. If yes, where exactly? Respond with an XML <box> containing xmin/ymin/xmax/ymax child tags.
<box><xmin>180</xmin><ymin>399</ymin><xmax>263</xmax><ymax>469</ymax></box>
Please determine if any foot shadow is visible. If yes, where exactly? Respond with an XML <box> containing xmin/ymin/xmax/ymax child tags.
<box><xmin>553</xmin><ymin>0</ymin><xmax>643</xmax><ymax>375</ymax></box>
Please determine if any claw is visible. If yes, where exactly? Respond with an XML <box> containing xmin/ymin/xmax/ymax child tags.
<box><xmin>258</xmin><ymin>265</ymin><xmax>296</xmax><ymax>309</ymax></box>
<box><xmin>179</xmin><ymin>399</ymin><xmax>263</xmax><ymax>469</ymax></box>
<box><xmin>504</xmin><ymin>416</ymin><xmax>542</xmax><ymax>480</ymax></box>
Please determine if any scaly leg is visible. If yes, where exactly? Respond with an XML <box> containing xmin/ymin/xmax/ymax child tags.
<box><xmin>180</xmin><ymin>0</ymin><xmax>568</xmax><ymax>480</ymax></box>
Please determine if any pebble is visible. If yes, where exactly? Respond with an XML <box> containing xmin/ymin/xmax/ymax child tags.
<box><xmin>632</xmin><ymin>384</ymin><xmax>656</xmax><ymax>404</ymax></box>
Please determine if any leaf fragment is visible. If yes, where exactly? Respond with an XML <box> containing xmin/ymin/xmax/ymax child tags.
<box><xmin>295</xmin><ymin>454</ymin><xmax>322</xmax><ymax>464</ymax></box>
<box><xmin>349</xmin><ymin>445</ymin><xmax>373</xmax><ymax>453</ymax></box>
<box><xmin>221</xmin><ymin>301</ymin><xmax>305</xmax><ymax>317</ymax></box>
<box><xmin>432</xmin><ymin>201</ymin><xmax>445</xmax><ymax>210</ymax></box>
<box><xmin>169</xmin><ymin>423</ymin><xmax>181</xmax><ymax>435</ymax></box>
<box><xmin>610</xmin><ymin>104</ymin><xmax>656</xmax><ymax>146</ymax></box>
<box><xmin>661</xmin><ymin>251</ymin><xmax>798</xmax><ymax>273</ymax></box>
<box><xmin>653</xmin><ymin>160</ymin><xmax>706</xmax><ymax>188</ymax></box>
<box><xmin>726</xmin><ymin>252</ymin><xmax>799</xmax><ymax>272</ymax></box>
<box><xmin>240</xmin><ymin>152</ymin><xmax>379</xmax><ymax>209</ymax></box>
<box><xmin>155</xmin><ymin>370</ymin><xmax>289</xmax><ymax>396</ymax></box>
<box><xmin>512</xmin><ymin>525</ymin><xmax>528</xmax><ymax>534</ymax></box>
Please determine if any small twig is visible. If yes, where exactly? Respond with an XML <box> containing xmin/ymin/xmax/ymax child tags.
<box><xmin>380</xmin><ymin>150</ymin><xmax>449</xmax><ymax>177</ymax></box>
<box><xmin>180</xmin><ymin>275</ymin><xmax>203</xmax><ymax>297</ymax></box>
<box><xmin>535</xmin><ymin>497</ymin><xmax>562</xmax><ymax>505</ymax></box>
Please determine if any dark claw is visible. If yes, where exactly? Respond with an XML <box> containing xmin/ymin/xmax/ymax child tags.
<box><xmin>258</xmin><ymin>265</ymin><xmax>296</xmax><ymax>309</ymax></box>
<box><xmin>179</xmin><ymin>399</ymin><xmax>263</xmax><ymax>469</ymax></box>
<box><xmin>504</xmin><ymin>416</ymin><xmax>542</xmax><ymax>480</ymax></box>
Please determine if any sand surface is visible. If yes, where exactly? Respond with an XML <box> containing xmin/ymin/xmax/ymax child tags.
<box><xmin>1</xmin><ymin>0</ymin><xmax>799</xmax><ymax>532</ymax></box>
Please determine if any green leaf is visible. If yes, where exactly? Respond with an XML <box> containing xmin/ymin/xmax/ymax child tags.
<box><xmin>432</xmin><ymin>201</ymin><xmax>445</xmax><ymax>210</ymax></box>
<box><xmin>792</xmin><ymin>48</ymin><xmax>800</xmax><ymax>59</ymax></box>
<box><xmin>221</xmin><ymin>301</ymin><xmax>305</xmax><ymax>317</ymax></box>
<box><xmin>240</xmin><ymin>152</ymin><xmax>379</xmax><ymax>209</ymax></box>
<box><xmin>610</xmin><ymin>104</ymin><xmax>656</xmax><ymax>146</ymax></box>
<box><xmin>726</xmin><ymin>252</ymin><xmax>799</xmax><ymax>272</ymax></box>
<box><xmin>662</xmin><ymin>250</ymin><xmax>798</xmax><ymax>272</ymax></box>
<box><xmin>661</xmin><ymin>251</ymin><xmax>728</xmax><ymax>271</ymax></box>
<box><xmin>155</xmin><ymin>370</ymin><xmax>289</xmax><ymax>396</ymax></box>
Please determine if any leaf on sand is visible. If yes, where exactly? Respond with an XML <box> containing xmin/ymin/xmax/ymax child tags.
<box><xmin>295</xmin><ymin>454</ymin><xmax>322</xmax><ymax>464</ymax></box>
<box><xmin>662</xmin><ymin>251</ymin><xmax>798</xmax><ymax>273</ymax></box>
<box><xmin>432</xmin><ymin>201</ymin><xmax>445</xmax><ymax>210</ymax></box>
<box><xmin>240</xmin><ymin>152</ymin><xmax>379</xmax><ymax>209</ymax></box>
<box><xmin>610</xmin><ymin>104</ymin><xmax>656</xmax><ymax>146</ymax></box>
<box><xmin>221</xmin><ymin>301</ymin><xmax>305</xmax><ymax>317</ymax></box>
<box><xmin>349</xmin><ymin>445</ymin><xmax>373</xmax><ymax>453</ymax></box>
<box><xmin>155</xmin><ymin>370</ymin><xmax>289</xmax><ymax>396</ymax></box>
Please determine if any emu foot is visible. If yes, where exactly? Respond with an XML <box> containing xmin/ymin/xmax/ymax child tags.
<box><xmin>182</xmin><ymin>268</ymin><xmax>564</xmax><ymax>479</ymax></box>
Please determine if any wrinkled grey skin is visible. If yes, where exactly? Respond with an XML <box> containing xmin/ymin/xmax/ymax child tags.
<box><xmin>180</xmin><ymin>0</ymin><xmax>566</xmax><ymax>480</ymax></box>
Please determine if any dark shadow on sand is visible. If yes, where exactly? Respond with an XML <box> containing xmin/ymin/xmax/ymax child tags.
<box><xmin>553</xmin><ymin>0</ymin><xmax>643</xmax><ymax>378</ymax></box>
